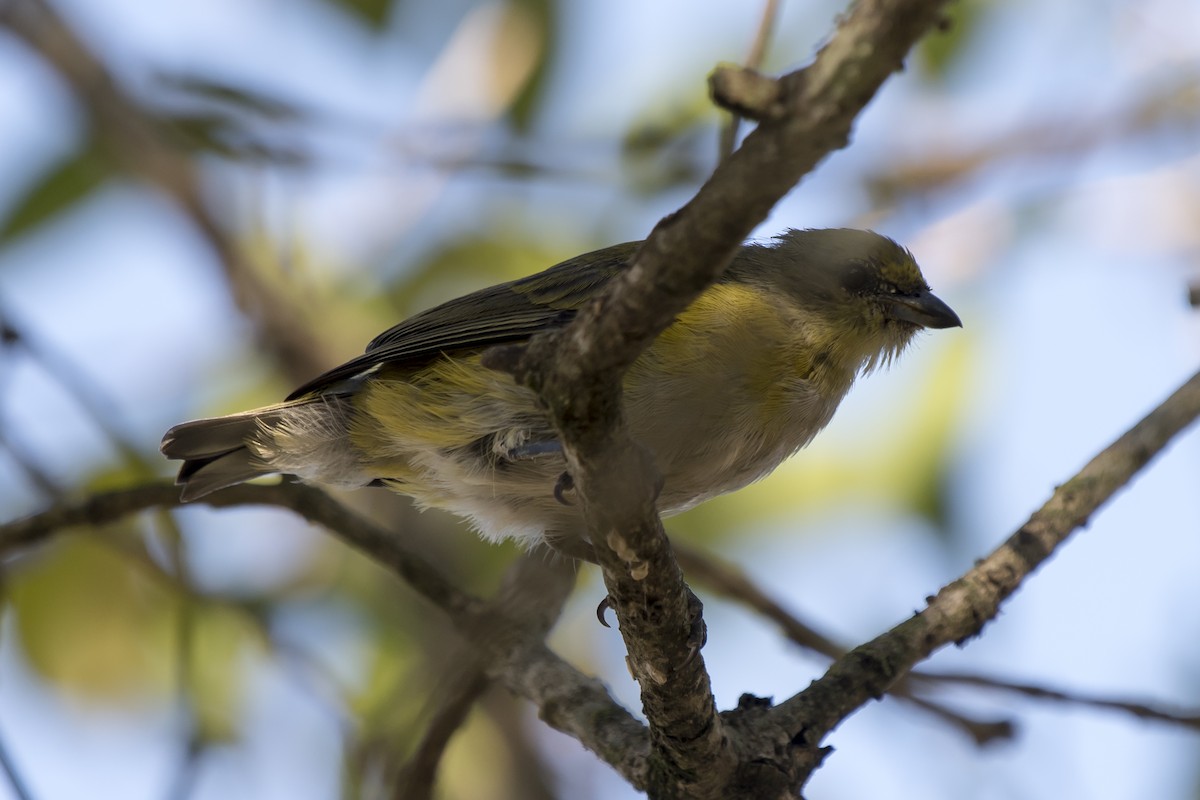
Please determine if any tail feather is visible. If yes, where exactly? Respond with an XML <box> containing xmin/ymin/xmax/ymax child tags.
<box><xmin>175</xmin><ymin>449</ymin><xmax>271</xmax><ymax>500</ymax></box>
<box><xmin>161</xmin><ymin>405</ymin><xmax>292</xmax><ymax>500</ymax></box>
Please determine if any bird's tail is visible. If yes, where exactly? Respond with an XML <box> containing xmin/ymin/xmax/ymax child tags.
<box><xmin>161</xmin><ymin>404</ymin><xmax>294</xmax><ymax>501</ymax></box>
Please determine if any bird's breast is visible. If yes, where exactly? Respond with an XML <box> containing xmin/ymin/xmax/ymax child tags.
<box><xmin>623</xmin><ymin>283</ymin><xmax>852</xmax><ymax>512</ymax></box>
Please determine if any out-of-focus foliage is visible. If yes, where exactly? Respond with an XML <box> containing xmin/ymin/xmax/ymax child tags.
<box><xmin>0</xmin><ymin>138</ymin><xmax>113</xmax><ymax>244</ymax></box>
<box><xmin>8</xmin><ymin>535</ymin><xmax>177</xmax><ymax>698</ymax></box>
<box><xmin>506</xmin><ymin>0</ymin><xmax>558</xmax><ymax>131</ymax></box>
<box><xmin>325</xmin><ymin>0</ymin><xmax>398</xmax><ymax>30</ymax></box>
<box><xmin>916</xmin><ymin>0</ymin><xmax>990</xmax><ymax>79</ymax></box>
<box><xmin>621</xmin><ymin>94</ymin><xmax>716</xmax><ymax>195</ymax></box>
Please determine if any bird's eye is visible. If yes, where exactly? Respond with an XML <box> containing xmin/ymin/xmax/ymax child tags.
<box><xmin>882</xmin><ymin>283</ymin><xmax>900</xmax><ymax>295</ymax></box>
<box><xmin>841</xmin><ymin>263</ymin><xmax>874</xmax><ymax>294</ymax></box>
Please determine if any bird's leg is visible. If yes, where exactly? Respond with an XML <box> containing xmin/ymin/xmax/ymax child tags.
<box><xmin>544</xmin><ymin>529</ymin><xmax>596</xmax><ymax>563</ymax></box>
<box><xmin>595</xmin><ymin>587</ymin><xmax>707</xmax><ymax>657</ymax></box>
<box><xmin>552</xmin><ymin>471</ymin><xmax>574</xmax><ymax>505</ymax></box>
<box><xmin>501</xmin><ymin>439</ymin><xmax>576</xmax><ymax>506</ymax></box>
<box><xmin>505</xmin><ymin>440</ymin><xmax>563</xmax><ymax>459</ymax></box>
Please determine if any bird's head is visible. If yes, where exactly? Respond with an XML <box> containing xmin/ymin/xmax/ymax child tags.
<box><xmin>732</xmin><ymin>228</ymin><xmax>961</xmax><ymax>373</ymax></box>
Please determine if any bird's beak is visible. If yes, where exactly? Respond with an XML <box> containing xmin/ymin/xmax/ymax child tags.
<box><xmin>884</xmin><ymin>291</ymin><xmax>962</xmax><ymax>329</ymax></box>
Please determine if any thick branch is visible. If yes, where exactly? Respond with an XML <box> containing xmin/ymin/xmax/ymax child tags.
<box><xmin>773</xmin><ymin>368</ymin><xmax>1200</xmax><ymax>780</ymax></box>
<box><xmin>486</xmin><ymin>1</ymin><xmax>953</xmax><ymax>796</ymax></box>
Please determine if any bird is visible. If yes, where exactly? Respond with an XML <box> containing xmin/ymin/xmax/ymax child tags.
<box><xmin>161</xmin><ymin>228</ymin><xmax>961</xmax><ymax>561</ymax></box>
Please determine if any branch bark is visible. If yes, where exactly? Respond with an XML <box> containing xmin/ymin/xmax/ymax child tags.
<box><xmin>771</xmin><ymin>368</ymin><xmax>1200</xmax><ymax>781</ymax></box>
<box><xmin>484</xmin><ymin>0</ymin><xmax>955</xmax><ymax>796</ymax></box>
<box><xmin>0</xmin><ymin>481</ymin><xmax>651</xmax><ymax>789</ymax></box>
<box><xmin>4</xmin><ymin>366</ymin><xmax>1199</xmax><ymax>794</ymax></box>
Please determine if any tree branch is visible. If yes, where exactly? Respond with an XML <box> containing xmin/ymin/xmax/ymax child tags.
<box><xmin>909</xmin><ymin>671</ymin><xmax>1200</xmax><ymax>732</ymax></box>
<box><xmin>773</xmin><ymin>368</ymin><xmax>1200</xmax><ymax>782</ymax></box>
<box><xmin>393</xmin><ymin>553</ymin><xmax>577</xmax><ymax>799</ymax></box>
<box><xmin>674</xmin><ymin>543</ymin><xmax>1016</xmax><ymax>746</ymax></box>
<box><xmin>6</xmin><ymin>355</ymin><xmax>1199</xmax><ymax>796</ymax></box>
<box><xmin>717</xmin><ymin>0</ymin><xmax>783</xmax><ymax>157</ymax></box>
<box><xmin>0</xmin><ymin>481</ymin><xmax>650</xmax><ymax>787</ymax></box>
<box><xmin>485</xmin><ymin>0</ymin><xmax>954</xmax><ymax>795</ymax></box>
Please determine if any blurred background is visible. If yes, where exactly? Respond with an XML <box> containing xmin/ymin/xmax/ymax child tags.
<box><xmin>1</xmin><ymin>0</ymin><xmax>1199</xmax><ymax>797</ymax></box>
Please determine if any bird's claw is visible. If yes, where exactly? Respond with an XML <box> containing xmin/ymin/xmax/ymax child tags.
<box><xmin>553</xmin><ymin>472</ymin><xmax>575</xmax><ymax>506</ymax></box>
<box><xmin>595</xmin><ymin>594</ymin><xmax>614</xmax><ymax>627</ymax></box>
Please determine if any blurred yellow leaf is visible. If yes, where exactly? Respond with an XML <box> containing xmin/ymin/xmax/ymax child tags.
<box><xmin>188</xmin><ymin>604</ymin><xmax>263</xmax><ymax>742</ymax></box>
<box><xmin>7</xmin><ymin>536</ymin><xmax>176</xmax><ymax>700</ymax></box>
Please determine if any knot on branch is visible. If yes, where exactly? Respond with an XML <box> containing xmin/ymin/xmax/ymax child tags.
<box><xmin>709</xmin><ymin>64</ymin><xmax>785</xmax><ymax>121</ymax></box>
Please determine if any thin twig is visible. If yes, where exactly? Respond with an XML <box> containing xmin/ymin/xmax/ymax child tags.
<box><xmin>674</xmin><ymin>543</ymin><xmax>843</xmax><ymax>659</ymax></box>
<box><xmin>898</xmin><ymin>695</ymin><xmax>1015</xmax><ymax>746</ymax></box>
<box><xmin>910</xmin><ymin>671</ymin><xmax>1200</xmax><ymax>731</ymax></box>
<box><xmin>392</xmin><ymin>670</ymin><xmax>488</xmax><ymax>800</ymax></box>
<box><xmin>0</xmin><ymin>725</ymin><xmax>35</xmax><ymax>800</ymax></box>
<box><xmin>164</xmin><ymin>731</ymin><xmax>206</xmax><ymax>800</ymax></box>
<box><xmin>719</xmin><ymin>0</ymin><xmax>781</xmax><ymax>159</ymax></box>
<box><xmin>674</xmin><ymin>543</ymin><xmax>1015</xmax><ymax>745</ymax></box>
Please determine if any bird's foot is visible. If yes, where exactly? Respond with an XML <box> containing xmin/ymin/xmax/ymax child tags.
<box><xmin>505</xmin><ymin>440</ymin><xmax>563</xmax><ymax>460</ymax></box>
<box><xmin>595</xmin><ymin>594</ymin><xmax>614</xmax><ymax>627</ymax></box>
<box><xmin>553</xmin><ymin>471</ymin><xmax>575</xmax><ymax>506</ymax></box>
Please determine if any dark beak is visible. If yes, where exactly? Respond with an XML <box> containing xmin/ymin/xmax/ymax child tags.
<box><xmin>884</xmin><ymin>291</ymin><xmax>962</xmax><ymax>329</ymax></box>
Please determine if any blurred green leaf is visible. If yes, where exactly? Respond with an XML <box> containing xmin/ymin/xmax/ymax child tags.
<box><xmin>917</xmin><ymin>0</ymin><xmax>989</xmax><ymax>80</ymax></box>
<box><xmin>149</xmin><ymin>73</ymin><xmax>312</xmax><ymax>164</ymax></box>
<box><xmin>507</xmin><ymin>0</ymin><xmax>557</xmax><ymax>131</ymax></box>
<box><xmin>154</xmin><ymin>72</ymin><xmax>307</xmax><ymax>122</ymax></box>
<box><xmin>621</xmin><ymin>94</ymin><xmax>713</xmax><ymax>195</ymax></box>
<box><xmin>323</xmin><ymin>0</ymin><xmax>396</xmax><ymax>29</ymax></box>
<box><xmin>391</xmin><ymin>231</ymin><xmax>579</xmax><ymax>316</ymax></box>
<box><xmin>158</xmin><ymin>112</ymin><xmax>308</xmax><ymax>164</ymax></box>
<box><xmin>621</xmin><ymin>97</ymin><xmax>711</xmax><ymax>156</ymax></box>
<box><xmin>0</xmin><ymin>142</ymin><xmax>113</xmax><ymax>244</ymax></box>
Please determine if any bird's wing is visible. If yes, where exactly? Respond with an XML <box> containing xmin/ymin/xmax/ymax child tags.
<box><xmin>286</xmin><ymin>241</ymin><xmax>638</xmax><ymax>400</ymax></box>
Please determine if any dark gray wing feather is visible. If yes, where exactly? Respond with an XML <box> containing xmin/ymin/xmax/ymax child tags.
<box><xmin>286</xmin><ymin>241</ymin><xmax>637</xmax><ymax>400</ymax></box>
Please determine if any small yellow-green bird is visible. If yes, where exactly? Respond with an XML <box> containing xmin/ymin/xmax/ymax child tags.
<box><xmin>162</xmin><ymin>228</ymin><xmax>960</xmax><ymax>560</ymax></box>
